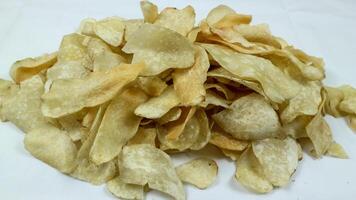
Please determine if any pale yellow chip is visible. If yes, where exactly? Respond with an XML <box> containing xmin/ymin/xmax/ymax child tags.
<box><xmin>140</xmin><ymin>0</ymin><xmax>158</xmax><ymax>23</ymax></box>
<box><xmin>94</xmin><ymin>17</ymin><xmax>125</xmax><ymax>47</ymax></box>
<box><xmin>209</xmin><ymin>126</ymin><xmax>249</xmax><ymax>151</ymax></box>
<box><xmin>235</xmin><ymin>148</ymin><xmax>273</xmax><ymax>193</ymax></box>
<box><xmin>347</xmin><ymin>115</ymin><xmax>356</xmax><ymax>133</ymax></box>
<box><xmin>128</xmin><ymin>127</ymin><xmax>157</xmax><ymax>146</ymax></box>
<box><xmin>58</xmin><ymin>115</ymin><xmax>83</xmax><ymax>141</ymax></box>
<box><xmin>0</xmin><ymin>79</ymin><xmax>16</xmax><ymax>121</ymax></box>
<box><xmin>137</xmin><ymin>76</ymin><xmax>167</xmax><ymax>97</ymax></box>
<box><xmin>107</xmin><ymin>176</ymin><xmax>144</xmax><ymax>200</ymax></box>
<box><xmin>122</xmin><ymin>24</ymin><xmax>195</xmax><ymax>76</ymax></box>
<box><xmin>42</xmin><ymin>63</ymin><xmax>144</xmax><ymax>118</ymax></box>
<box><xmin>324</xmin><ymin>86</ymin><xmax>345</xmax><ymax>117</ymax></box>
<box><xmin>206</xmin><ymin>5</ymin><xmax>236</xmax><ymax>27</ymax></box>
<box><xmin>252</xmin><ymin>137</ymin><xmax>299</xmax><ymax>187</ymax></box>
<box><xmin>10</xmin><ymin>52</ymin><xmax>57</xmax><ymax>83</ymax></box>
<box><xmin>119</xmin><ymin>144</ymin><xmax>185</xmax><ymax>200</ymax></box>
<box><xmin>213</xmin><ymin>13</ymin><xmax>252</xmax><ymax>29</ymax></box>
<box><xmin>173</xmin><ymin>46</ymin><xmax>209</xmax><ymax>106</ymax></box>
<box><xmin>93</xmin><ymin>51</ymin><xmax>126</xmax><ymax>72</ymax></box>
<box><xmin>134</xmin><ymin>86</ymin><xmax>180</xmax><ymax>119</ymax></box>
<box><xmin>164</xmin><ymin>107</ymin><xmax>196</xmax><ymax>140</ymax></box>
<box><xmin>339</xmin><ymin>85</ymin><xmax>356</xmax><ymax>115</ymax></box>
<box><xmin>154</xmin><ymin>6</ymin><xmax>195</xmax><ymax>36</ymax></box>
<box><xmin>199</xmin><ymin>90</ymin><xmax>230</xmax><ymax>108</ymax></box>
<box><xmin>326</xmin><ymin>141</ymin><xmax>349</xmax><ymax>159</ymax></box>
<box><xmin>176</xmin><ymin>158</ymin><xmax>218</xmax><ymax>189</ymax></box>
<box><xmin>156</xmin><ymin>107</ymin><xmax>182</xmax><ymax>125</ymax></box>
<box><xmin>213</xmin><ymin>93</ymin><xmax>281</xmax><ymax>140</ymax></box>
<box><xmin>187</xmin><ymin>27</ymin><xmax>201</xmax><ymax>42</ymax></box>
<box><xmin>282</xmin><ymin>116</ymin><xmax>310</xmax><ymax>139</ymax></box>
<box><xmin>305</xmin><ymin>113</ymin><xmax>333</xmax><ymax>158</ymax></box>
<box><xmin>90</xmin><ymin>88</ymin><xmax>147</xmax><ymax>164</ymax></box>
<box><xmin>1</xmin><ymin>75</ymin><xmax>48</xmax><ymax>132</ymax></box>
<box><xmin>211</xmin><ymin>27</ymin><xmax>254</xmax><ymax>48</ymax></box>
<box><xmin>24</xmin><ymin>125</ymin><xmax>78</xmax><ymax>173</ymax></box>
<box><xmin>190</xmin><ymin>109</ymin><xmax>211</xmax><ymax>150</ymax></box>
<box><xmin>220</xmin><ymin>148</ymin><xmax>242</xmax><ymax>161</ymax></box>
<box><xmin>47</xmin><ymin>61</ymin><xmax>90</xmax><ymax>80</ymax></box>
<box><xmin>124</xmin><ymin>19</ymin><xmax>144</xmax><ymax>41</ymax></box>
<box><xmin>234</xmin><ymin>24</ymin><xmax>281</xmax><ymax>48</ymax></box>
<box><xmin>205</xmin><ymin>83</ymin><xmax>235</xmax><ymax>100</ymax></box>
<box><xmin>201</xmin><ymin>43</ymin><xmax>300</xmax><ymax>103</ymax></box>
<box><xmin>78</xmin><ymin>18</ymin><xmax>96</xmax><ymax>35</ymax></box>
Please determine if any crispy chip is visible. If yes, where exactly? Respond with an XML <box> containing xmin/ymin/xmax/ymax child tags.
<box><xmin>211</xmin><ymin>27</ymin><xmax>254</xmax><ymax>48</ymax></box>
<box><xmin>164</xmin><ymin>107</ymin><xmax>196</xmax><ymax>140</ymax></box>
<box><xmin>282</xmin><ymin>116</ymin><xmax>310</xmax><ymax>139</ymax></box>
<box><xmin>94</xmin><ymin>17</ymin><xmax>125</xmax><ymax>47</ymax></box>
<box><xmin>119</xmin><ymin>144</ymin><xmax>185</xmax><ymax>200</ymax></box>
<box><xmin>58</xmin><ymin>115</ymin><xmax>83</xmax><ymax>141</ymax></box>
<box><xmin>78</xmin><ymin>18</ymin><xmax>96</xmax><ymax>35</ymax></box>
<box><xmin>235</xmin><ymin>148</ymin><xmax>273</xmax><ymax>193</ymax></box>
<box><xmin>201</xmin><ymin>43</ymin><xmax>300</xmax><ymax>103</ymax></box>
<box><xmin>339</xmin><ymin>85</ymin><xmax>356</xmax><ymax>114</ymax></box>
<box><xmin>173</xmin><ymin>46</ymin><xmax>209</xmax><ymax>105</ymax></box>
<box><xmin>305</xmin><ymin>113</ymin><xmax>333</xmax><ymax>157</ymax></box>
<box><xmin>190</xmin><ymin>109</ymin><xmax>211</xmax><ymax>150</ymax></box>
<box><xmin>220</xmin><ymin>148</ymin><xmax>242</xmax><ymax>161</ymax></box>
<box><xmin>47</xmin><ymin>61</ymin><xmax>90</xmax><ymax>80</ymax></box>
<box><xmin>137</xmin><ymin>76</ymin><xmax>167</xmax><ymax>97</ymax></box>
<box><xmin>347</xmin><ymin>116</ymin><xmax>356</xmax><ymax>133</ymax></box>
<box><xmin>122</xmin><ymin>24</ymin><xmax>195</xmax><ymax>76</ymax></box>
<box><xmin>252</xmin><ymin>138</ymin><xmax>299</xmax><ymax>187</ymax></box>
<box><xmin>206</xmin><ymin>5</ymin><xmax>235</xmax><ymax>27</ymax></box>
<box><xmin>93</xmin><ymin>51</ymin><xmax>126</xmax><ymax>72</ymax></box>
<box><xmin>90</xmin><ymin>88</ymin><xmax>147</xmax><ymax>164</ymax></box>
<box><xmin>154</xmin><ymin>6</ymin><xmax>195</xmax><ymax>36</ymax></box>
<box><xmin>234</xmin><ymin>24</ymin><xmax>281</xmax><ymax>48</ymax></box>
<box><xmin>42</xmin><ymin>63</ymin><xmax>144</xmax><ymax>118</ymax></box>
<box><xmin>324</xmin><ymin>86</ymin><xmax>345</xmax><ymax>117</ymax></box>
<box><xmin>0</xmin><ymin>79</ymin><xmax>17</xmax><ymax>121</ymax></box>
<box><xmin>10</xmin><ymin>52</ymin><xmax>57</xmax><ymax>83</ymax></box>
<box><xmin>24</xmin><ymin>125</ymin><xmax>77</xmax><ymax>173</ymax></box>
<box><xmin>213</xmin><ymin>93</ymin><xmax>281</xmax><ymax>140</ymax></box>
<box><xmin>326</xmin><ymin>141</ymin><xmax>349</xmax><ymax>159</ymax></box>
<box><xmin>205</xmin><ymin>83</ymin><xmax>236</xmax><ymax>100</ymax></box>
<box><xmin>213</xmin><ymin>13</ymin><xmax>252</xmax><ymax>29</ymax></box>
<box><xmin>187</xmin><ymin>27</ymin><xmax>201</xmax><ymax>42</ymax></box>
<box><xmin>134</xmin><ymin>86</ymin><xmax>180</xmax><ymax>119</ymax></box>
<box><xmin>124</xmin><ymin>19</ymin><xmax>144</xmax><ymax>41</ymax></box>
<box><xmin>176</xmin><ymin>158</ymin><xmax>218</xmax><ymax>189</ymax></box>
<box><xmin>128</xmin><ymin>127</ymin><xmax>157</xmax><ymax>146</ymax></box>
<box><xmin>140</xmin><ymin>0</ymin><xmax>158</xmax><ymax>23</ymax></box>
<box><xmin>156</xmin><ymin>107</ymin><xmax>182</xmax><ymax>125</ymax></box>
<box><xmin>107</xmin><ymin>176</ymin><xmax>144</xmax><ymax>200</ymax></box>
<box><xmin>209</xmin><ymin>126</ymin><xmax>248</xmax><ymax>151</ymax></box>
<box><xmin>199</xmin><ymin>90</ymin><xmax>230</xmax><ymax>108</ymax></box>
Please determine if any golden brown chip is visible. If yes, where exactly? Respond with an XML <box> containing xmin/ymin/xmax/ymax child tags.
<box><xmin>24</xmin><ymin>125</ymin><xmax>78</xmax><ymax>173</ymax></box>
<box><xmin>213</xmin><ymin>93</ymin><xmax>281</xmax><ymax>140</ymax></box>
<box><xmin>137</xmin><ymin>76</ymin><xmax>167</xmax><ymax>97</ymax></box>
<box><xmin>154</xmin><ymin>6</ymin><xmax>195</xmax><ymax>36</ymax></box>
<box><xmin>119</xmin><ymin>144</ymin><xmax>185</xmax><ymax>200</ymax></box>
<box><xmin>176</xmin><ymin>158</ymin><xmax>218</xmax><ymax>189</ymax></box>
<box><xmin>90</xmin><ymin>88</ymin><xmax>147</xmax><ymax>164</ymax></box>
<box><xmin>42</xmin><ymin>63</ymin><xmax>144</xmax><ymax>118</ymax></box>
<box><xmin>10</xmin><ymin>52</ymin><xmax>57</xmax><ymax>83</ymax></box>
<box><xmin>173</xmin><ymin>46</ymin><xmax>209</xmax><ymax>105</ymax></box>
<box><xmin>107</xmin><ymin>176</ymin><xmax>144</xmax><ymax>200</ymax></box>
<box><xmin>122</xmin><ymin>24</ymin><xmax>195</xmax><ymax>76</ymax></box>
<box><xmin>140</xmin><ymin>0</ymin><xmax>158</xmax><ymax>23</ymax></box>
<box><xmin>128</xmin><ymin>127</ymin><xmax>157</xmax><ymax>146</ymax></box>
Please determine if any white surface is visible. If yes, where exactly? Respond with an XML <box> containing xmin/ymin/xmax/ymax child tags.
<box><xmin>1</xmin><ymin>0</ymin><xmax>356</xmax><ymax>199</ymax></box>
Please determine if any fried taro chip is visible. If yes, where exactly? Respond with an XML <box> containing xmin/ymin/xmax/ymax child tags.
<box><xmin>107</xmin><ymin>176</ymin><xmax>144</xmax><ymax>200</ymax></box>
<box><xmin>122</xmin><ymin>24</ymin><xmax>195</xmax><ymax>76</ymax></box>
<box><xmin>119</xmin><ymin>144</ymin><xmax>185</xmax><ymax>200</ymax></box>
<box><xmin>42</xmin><ymin>63</ymin><xmax>144</xmax><ymax>118</ymax></box>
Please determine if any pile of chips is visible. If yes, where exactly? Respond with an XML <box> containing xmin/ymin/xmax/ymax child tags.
<box><xmin>1</xmin><ymin>1</ymin><xmax>356</xmax><ymax>199</ymax></box>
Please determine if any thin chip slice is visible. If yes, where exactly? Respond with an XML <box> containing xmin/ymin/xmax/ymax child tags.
<box><xmin>154</xmin><ymin>6</ymin><xmax>195</xmax><ymax>36</ymax></box>
<box><xmin>173</xmin><ymin>46</ymin><xmax>209</xmax><ymax>105</ymax></box>
<box><xmin>234</xmin><ymin>24</ymin><xmax>281</xmax><ymax>48</ymax></box>
<box><xmin>176</xmin><ymin>158</ymin><xmax>218</xmax><ymax>189</ymax></box>
<box><xmin>119</xmin><ymin>144</ymin><xmax>185</xmax><ymax>200</ymax></box>
<box><xmin>137</xmin><ymin>76</ymin><xmax>167</xmax><ymax>97</ymax></box>
<box><xmin>122</xmin><ymin>24</ymin><xmax>195</xmax><ymax>76</ymax></box>
<box><xmin>326</xmin><ymin>141</ymin><xmax>348</xmax><ymax>159</ymax></box>
<box><xmin>42</xmin><ymin>63</ymin><xmax>144</xmax><ymax>118</ymax></box>
<box><xmin>93</xmin><ymin>51</ymin><xmax>126</xmax><ymax>72</ymax></box>
<box><xmin>58</xmin><ymin>115</ymin><xmax>83</xmax><ymax>141</ymax></box>
<box><xmin>206</xmin><ymin>5</ymin><xmax>236</xmax><ymax>27</ymax></box>
<box><xmin>347</xmin><ymin>116</ymin><xmax>356</xmax><ymax>133</ymax></box>
<box><xmin>209</xmin><ymin>126</ymin><xmax>249</xmax><ymax>151</ymax></box>
<box><xmin>78</xmin><ymin>18</ymin><xmax>96</xmax><ymax>35</ymax></box>
<box><xmin>212</xmin><ymin>93</ymin><xmax>281</xmax><ymax>140</ymax></box>
<box><xmin>324</xmin><ymin>86</ymin><xmax>345</xmax><ymax>117</ymax></box>
<box><xmin>90</xmin><ymin>88</ymin><xmax>147</xmax><ymax>164</ymax></box>
<box><xmin>252</xmin><ymin>138</ymin><xmax>299</xmax><ymax>187</ymax></box>
<box><xmin>190</xmin><ymin>109</ymin><xmax>211</xmax><ymax>150</ymax></box>
<box><xmin>140</xmin><ymin>0</ymin><xmax>158</xmax><ymax>23</ymax></box>
<box><xmin>339</xmin><ymin>85</ymin><xmax>356</xmax><ymax>114</ymax></box>
<box><xmin>107</xmin><ymin>176</ymin><xmax>144</xmax><ymax>200</ymax></box>
<box><xmin>10</xmin><ymin>52</ymin><xmax>57</xmax><ymax>83</ymax></box>
<box><xmin>164</xmin><ymin>107</ymin><xmax>196</xmax><ymax>140</ymax></box>
<box><xmin>235</xmin><ymin>148</ymin><xmax>273</xmax><ymax>193</ymax></box>
<box><xmin>213</xmin><ymin>13</ymin><xmax>252</xmax><ymax>29</ymax></box>
<box><xmin>205</xmin><ymin>83</ymin><xmax>236</xmax><ymax>100</ymax></box>
<box><xmin>199</xmin><ymin>90</ymin><xmax>230</xmax><ymax>108</ymax></box>
<box><xmin>201</xmin><ymin>43</ymin><xmax>300</xmax><ymax>103</ymax></box>
<box><xmin>128</xmin><ymin>127</ymin><xmax>157</xmax><ymax>146</ymax></box>
<box><xmin>134</xmin><ymin>86</ymin><xmax>180</xmax><ymax>119</ymax></box>
<box><xmin>94</xmin><ymin>17</ymin><xmax>125</xmax><ymax>47</ymax></box>
<box><xmin>46</xmin><ymin>61</ymin><xmax>90</xmax><ymax>80</ymax></box>
<box><xmin>156</xmin><ymin>107</ymin><xmax>182</xmax><ymax>125</ymax></box>
<box><xmin>211</xmin><ymin>27</ymin><xmax>254</xmax><ymax>48</ymax></box>
<box><xmin>305</xmin><ymin>113</ymin><xmax>333</xmax><ymax>157</ymax></box>
<box><xmin>24</xmin><ymin>125</ymin><xmax>78</xmax><ymax>173</ymax></box>
<box><xmin>220</xmin><ymin>148</ymin><xmax>242</xmax><ymax>161</ymax></box>
<box><xmin>124</xmin><ymin>19</ymin><xmax>144</xmax><ymax>41</ymax></box>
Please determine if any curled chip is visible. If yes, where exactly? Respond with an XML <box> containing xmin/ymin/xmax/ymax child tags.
<box><xmin>127</xmin><ymin>127</ymin><xmax>157</xmax><ymax>146</ymax></box>
<box><xmin>190</xmin><ymin>109</ymin><xmax>211</xmax><ymax>150</ymax></box>
<box><xmin>119</xmin><ymin>144</ymin><xmax>185</xmax><ymax>200</ymax></box>
<box><xmin>209</xmin><ymin>126</ymin><xmax>249</xmax><ymax>151</ymax></box>
<box><xmin>107</xmin><ymin>177</ymin><xmax>144</xmax><ymax>200</ymax></box>
<box><xmin>122</xmin><ymin>24</ymin><xmax>195</xmax><ymax>76</ymax></box>
<box><xmin>140</xmin><ymin>0</ymin><xmax>158</xmax><ymax>23</ymax></box>
<box><xmin>338</xmin><ymin>85</ymin><xmax>356</xmax><ymax>114</ymax></box>
<box><xmin>213</xmin><ymin>93</ymin><xmax>281</xmax><ymax>140</ymax></box>
<box><xmin>124</xmin><ymin>19</ymin><xmax>144</xmax><ymax>41</ymax></box>
<box><xmin>42</xmin><ymin>63</ymin><xmax>144</xmax><ymax>118</ymax></box>
<box><xmin>163</xmin><ymin>107</ymin><xmax>196</xmax><ymax>140</ymax></box>
<box><xmin>326</xmin><ymin>142</ymin><xmax>349</xmax><ymax>159</ymax></box>
<box><xmin>93</xmin><ymin>17</ymin><xmax>125</xmax><ymax>47</ymax></box>
<box><xmin>156</xmin><ymin>107</ymin><xmax>182</xmax><ymax>125</ymax></box>
<box><xmin>234</xmin><ymin>24</ymin><xmax>281</xmax><ymax>48</ymax></box>
<box><xmin>10</xmin><ymin>52</ymin><xmax>57</xmax><ymax>83</ymax></box>
<box><xmin>137</xmin><ymin>76</ymin><xmax>167</xmax><ymax>97</ymax></box>
<box><xmin>24</xmin><ymin>125</ymin><xmax>78</xmax><ymax>173</ymax></box>
<box><xmin>176</xmin><ymin>158</ymin><xmax>218</xmax><ymax>189</ymax></box>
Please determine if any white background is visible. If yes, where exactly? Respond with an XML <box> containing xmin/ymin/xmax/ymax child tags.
<box><xmin>1</xmin><ymin>0</ymin><xmax>356</xmax><ymax>199</ymax></box>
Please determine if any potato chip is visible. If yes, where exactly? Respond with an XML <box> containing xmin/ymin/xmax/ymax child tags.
<box><xmin>122</xmin><ymin>24</ymin><xmax>195</xmax><ymax>76</ymax></box>
<box><xmin>10</xmin><ymin>52</ymin><xmax>57</xmax><ymax>83</ymax></box>
<box><xmin>213</xmin><ymin>93</ymin><xmax>281</xmax><ymax>140</ymax></box>
<box><xmin>324</xmin><ymin>86</ymin><xmax>345</xmax><ymax>117</ymax></box>
<box><xmin>282</xmin><ymin>116</ymin><xmax>310</xmax><ymax>139</ymax></box>
<box><xmin>137</xmin><ymin>76</ymin><xmax>167</xmax><ymax>97</ymax></box>
<box><xmin>305</xmin><ymin>113</ymin><xmax>333</xmax><ymax>157</ymax></box>
<box><xmin>93</xmin><ymin>17</ymin><xmax>125</xmax><ymax>47</ymax></box>
<box><xmin>173</xmin><ymin>46</ymin><xmax>209</xmax><ymax>105</ymax></box>
<box><xmin>42</xmin><ymin>63</ymin><xmax>144</xmax><ymax>118</ymax></box>
<box><xmin>128</xmin><ymin>127</ymin><xmax>157</xmax><ymax>146</ymax></box>
<box><xmin>206</xmin><ymin>5</ymin><xmax>236</xmax><ymax>27</ymax></box>
<box><xmin>338</xmin><ymin>85</ymin><xmax>356</xmax><ymax>114</ymax></box>
<box><xmin>24</xmin><ymin>125</ymin><xmax>78</xmax><ymax>173</ymax></box>
<box><xmin>235</xmin><ymin>148</ymin><xmax>273</xmax><ymax>193</ymax></box>
<box><xmin>90</xmin><ymin>88</ymin><xmax>147</xmax><ymax>164</ymax></box>
<box><xmin>234</xmin><ymin>24</ymin><xmax>281</xmax><ymax>48</ymax></box>
<box><xmin>119</xmin><ymin>144</ymin><xmax>185</xmax><ymax>200</ymax></box>
<box><xmin>156</xmin><ymin>107</ymin><xmax>182</xmax><ymax>125</ymax></box>
<box><xmin>187</xmin><ymin>27</ymin><xmax>201</xmax><ymax>42</ymax></box>
<box><xmin>209</xmin><ymin>126</ymin><xmax>248</xmax><ymax>151</ymax></box>
<box><xmin>326</xmin><ymin>141</ymin><xmax>348</xmax><ymax>159</ymax></box>
<box><xmin>134</xmin><ymin>86</ymin><xmax>180</xmax><ymax>119</ymax></box>
<box><xmin>199</xmin><ymin>90</ymin><xmax>230</xmax><ymax>108</ymax></box>
<box><xmin>78</xmin><ymin>18</ymin><xmax>96</xmax><ymax>35</ymax></box>
<box><xmin>58</xmin><ymin>115</ymin><xmax>83</xmax><ymax>141</ymax></box>
<box><xmin>0</xmin><ymin>79</ymin><xmax>17</xmax><ymax>121</ymax></box>
<box><xmin>347</xmin><ymin>116</ymin><xmax>356</xmax><ymax>133</ymax></box>
<box><xmin>93</xmin><ymin>51</ymin><xmax>126</xmax><ymax>72</ymax></box>
<box><xmin>213</xmin><ymin>13</ymin><xmax>252</xmax><ymax>29</ymax></box>
<box><xmin>164</xmin><ymin>107</ymin><xmax>196</xmax><ymax>140</ymax></box>
<box><xmin>205</xmin><ymin>83</ymin><xmax>235</xmax><ymax>100</ymax></box>
<box><xmin>280</xmin><ymin>81</ymin><xmax>322</xmax><ymax>124</ymax></box>
<box><xmin>107</xmin><ymin>176</ymin><xmax>144</xmax><ymax>200</ymax></box>
<box><xmin>211</xmin><ymin>27</ymin><xmax>254</xmax><ymax>48</ymax></box>
<box><xmin>176</xmin><ymin>158</ymin><xmax>218</xmax><ymax>189</ymax></box>
<box><xmin>124</xmin><ymin>19</ymin><xmax>144</xmax><ymax>41</ymax></box>
<box><xmin>47</xmin><ymin>61</ymin><xmax>90</xmax><ymax>80</ymax></box>
<box><xmin>190</xmin><ymin>109</ymin><xmax>211</xmax><ymax>150</ymax></box>
<box><xmin>286</xmin><ymin>46</ymin><xmax>325</xmax><ymax>73</ymax></box>
<box><xmin>140</xmin><ymin>0</ymin><xmax>158</xmax><ymax>23</ymax></box>
<box><xmin>220</xmin><ymin>148</ymin><xmax>242</xmax><ymax>161</ymax></box>
<box><xmin>252</xmin><ymin>137</ymin><xmax>299</xmax><ymax>187</ymax></box>
<box><xmin>201</xmin><ymin>43</ymin><xmax>300</xmax><ymax>103</ymax></box>
<box><xmin>154</xmin><ymin>6</ymin><xmax>195</xmax><ymax>36</ymax></box>
<box><xmin>1</xmin><ymin>75</ymin><xmax>48</xmax><ymax>132</ymax></box>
